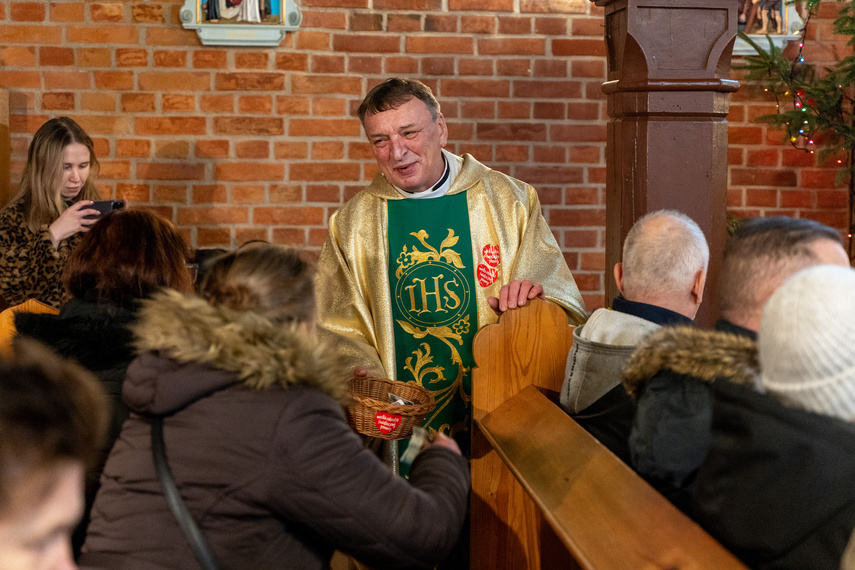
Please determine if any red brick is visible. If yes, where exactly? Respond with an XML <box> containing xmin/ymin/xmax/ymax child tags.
<box><xmin>312</xmin><ymin>142</ymin><xmax>345</xmax><ymax>160</ymax></box>
<box><xmin>132</xmin><ymin>4</ymin><xmax>164</xmax><ymax>23</ymax></box>
<box><xmin>193</xmin><ymin>185</ymin><xmax>228</xmax><ymax>203</ymax></box>
<box><xmin>291</xmin><ymin>163</ymin><xmax>361</xmax><ymax>181</ymax></box>
<box><xmin>302</xmin><ymin>10</ymin><xmax>346</xmax><ymax>29</ymax></box>
<box><xmin>730</xmin><ymin>168</ymin><xmax>797</xmax><ymax>187</ymax></box>
<box><xmin>0</xmin><ymin>25</ymin><xmax>62</xmax><ymax>44</ymax></box>
<box><xmin>746</xmin><ymin>149</ymin><xmax>780</xmax><ymax>167</ymax></box>
<box><xmin>201</xmin><ymin>94</ymin><xmax>234</xmax><ymax>113</ymax></box>
<box><xmin>44</xmin><ymin>72</ymin><xmax>90</xmax><ymax>89</ymax></box>
<box><xmin>139</xmin><ymin>163</ymin><xmax>205</xmax><ymax>180</ymax></box>
<box><xmin>163</xmin><ymin>94</ymin><xmax>195</xmax><ymax>112</ymax></box>
<box><xmin>571</xmin><ymin>59</ymin><xmax>605</xmax><ymax>78</ymax></box>
<box><xmin>406</xmin><ymin>36</ymin><xmax>473</xmax><ymax>54</ymax></box>
<box><xmin>498</xmin><ymin>16</ymin><xmax>532</xmax><ymax>34</ymax></box>
<box><xmin>495</xmin><ymin>145</ymin><xmax>529</xmax><ymax>162</ymax></box>
<box><xmin>276</xmin><ymin>96</ymin><xmax>310</xmax><ymax>115</ymax></box>
<box><xmin>276</xmin><ymin>52</ymin><xmax>310</xmax><ymax>71</ymax></box>
<box><xmin>727</xmin><ymin>147</ymin><xmax>744</xmax><ymax>166</ymax></box>
<box><xmin>143</xmin><ymin>28</ymin><xmax>196</xmax><ymax>47</ymax></box>
<box><xmin>67</xmin><ymin>26</ymin><xmax>138</xmax><ymax>44</ymax></box>
<box><xmin>214</xmin><ymin>117</ymin><xmax>283</xmax><ymax>136</ymax></box>
<box><xmin>237</xmin><ymin>95</ymin><xmax>273</xmax><ymax>114</ymax></box>
<box><xmin>375</xmin><ymin>0</ymin><xmax>440</xmax><ymax>8</ymax></box>
<box><xmin>140</xmin><ymin>72</ymin><xmax>210</xmax><ymax>91</ymax></box>
<box><xmin>552</xmin><ymin>38</ymin><xmax>606</xmax><ymax>57</ymax></box>
<box><xmin>154</xmin><ymin>50</ymin><xmax>187</xmax><ymax>68</ymax></box>
<box><xmin>348</xmin><ymin>56</ymin><xmax>383</xmax><ymax>74</ymax></box>
<box><xmin>449</xmin><ymin>0</ymin><xmax>513</xmax><ymax>10</ymax></box>
<box><xmin>178</xmin><ymin>207</ymin><xmax>249</xmax><ymax>225</ymax></box>
<box><xmin>817</xmin><ymin>190</ymin><xmax>848</xmax><ymax>208</ymax></box>
<box><xmin>570</xmin><ymin>17</ymin><xmax>603</xmax><ymax>37</ymax></box>
<box><xmin>801</xmin><ymin>169</ymin><xmax>840</xmax><ymax>188</ymax></box>
<box><xmin>233</xmin><ymin>185</ymin><xmax>266</xmax><ymax>203</ymax></box>
<box><xmin>308</xmin><ymin>228</ymin><xmax>329</xmax><ymax>247</ymax></box>
<box><xmin>1</xmin><ymin>46</ymin><xmax>36</xmax><ymax>66</ymax></box>
<box><xmin>194</xmin><ymin>51</ymin><xmax>228</xmax><ymax>69</ymax></box>
<box><xmin>424</xmin><ymin>15</ymin><xmax>457</xmax><ymax>32</ymax></box>
<box><xmin>235</xmin><ymin>228</ymin><xmax>270</xmax><ymax>244</ymax></box>
<box><xmin>154</xmin><ymin>185</ymin><xmax>188</xmax><ymax>203</ymax></box>
<box><xmin>117</xmin><ymin>139</ymin><xmax>151</xmax><ymax>158</ymax></box>
<box><xmin>274</xmin><ymin>142</ymin><xmax>308</xmax><ymax>160</ymax></box>
<box><xmin>254</xmin><ymin>207</ymin><xmax>325</xmax><ymax>225</ymax></box>
<box><xmin>386</xmin><ymin>56</ymin><xmax>420</xmax><ymax>74</ymax></box>
<box><xmin>497</xmin><ymin>59</ymin><xmax>531</xmax><ymax>76</ymax></box>
<box><xmin>272</xmin><ymin>228</ymin><xmax>307</xmax><ymax>245</ymax></box>
<box><xmin>136</xmin><ymin>117</ymin><xmax>207</xmax><ymax>136</ymax></box>
<box><xmin>568</xmin><ymin>146</ymin><xmax>601</xmax><ymax>164</ymax></box>
<box><xmin>195</xmin><ymin>140</ymin><xmax>229</xmax><ymax>158</ymax></box>
<box><xmin>289</xmin><ymin>119</ymin><xmax>360</xmax><ymax>138</ymax></box>
<box><xmin>12</xmin><ymin>2</ymin><xmax>45</xmax><ymax>21</ymax></box>
<box><xmin>514</xmin><ymin>80</ymin><xmax>582</xmax><ymax>99</ymax></box>
<box><xmin>81</xmin><ymin>93</ymin><xmax>117</xmax><ymax>112</ymax></box>
<box><xmin>477</xmin><ymin>123</ymin><xmax>546</xmax><ymax>141</ymax></box>
<box><xmin>572</xmin><ymin>272</ymin><xmax>602</xmax><ymax>291</ymax></box>
<box><xmin>306</xmin><ymin>185</ymin><xmax>340</xmax><ymax>202</ymax></box>
<box><xmin>309</xmin><ymin>0</ymin><xmax>367</xmax><ymax>6</ymax></box>
<box><xmin>77</xmin><ymin>48</ymin><xmax>111</xmax><ymax>67</ymax></box>
<box><xmin>40</xmin><ymin>47</ymin><xmax>74</xmax><ymax>66</ymax></box>
<box><xmin>0</xmin><ymin>71</ymin><xmax>39</xmax><ymax>90</ymax></box>
<box><xmin>312</xmin><ymin>98</ymin><xmax>346</xmax><ymax>116</ymax></box>
<box><xmin>97</xmin><ymin>160</ymin><xmax>130</xmax><ymax>179</ymax></box>
<box><xmin>745</xmin><ymin>189</ymin><xmax>778</xmax><ymax>207</ymax></box>
<box><xmin>423</xmin><ymin>57</ymin><xmax>455</xmax><ymax>75</ymax></box>
<box><xmin>549</xmin><ymin>207</ymin><xmax>606</xmax><ymax>227</ymax></box>
<box><xmin>498</xmin><ymin>101</ymin><xmax>530</xmax><ymax>119</ymax></box>
<box><xmin>334</xmin><ymin>34</ymin><xmax>401</xmax><ymax>53</ymax></box>
<box><xmin>214</xmin><ymin>163</ymin><xmax>285</xmax><ymax>182</ymax></box>
<box><xmin>116</xmin><ymin>48</ymin><xmax>147</xmax><ymax>67</ymax></box>
<box><xmin>565</xmin><ymin>187</ymin><xmax>600</xmax><ymax>205</ymax></box>
<box><xmin>90</xmin><ymin>3</ymin><xmax>124</xmax><ymax>22</ymax></box>
<box><xmin>295</xmin><ymin>32</ymin><xmax>330</xmax><ymax>51</ymax></box>
<box><xmin>459</xmin><ymin>57</ymin><xmax>494</xmax><ymax>76</ymax></box>
<box><xmin>461</xmin><ymin>15</ymin><xmax>495</xmax><ymax>33</ymax></box>
<box><xmin>215</xmin><ymin>72</ymin><xmax>284</xmax><ymax>91</ymax></box>
<box><xmin>42</xmin><ymin>93</ymin><xmax>74</xmax><ymax>111</ymax></box>
<box><xmin>197</xmin><ymin>228</ymin><xmax>230</xmax><ymax>247</ymax></box>
<box><xmin>270</xmin><ymin>184</ymin><xmax>302</xmax><ymax>203</ymax></box>
<box><xmin>155</xmin><ymin>141</ymin><xmax>189</xmax><ymax>159</ymax></box>
<box><xmin>236</xmin><ymin>140</ymin><xmax>270</xmax><ymax>159</ymax></box>
<box><xmin>94</xmin><ymin>71</ymin><xmax>134</xmax><ymax>90</ymax></box>
<box><xmin>352</xmin><ymin>12</ymin><xmax>383</xmax><ymax>31</ymax></box>
<box><xmin>533</xmin><ymin>102</ymin><xmax>564</xmax><ymax>120</ymax></box>
<box><xmin>535</xmin><ymin>16</ymin><xmax>567</xmax><ymax>36</ymax></box>
<box><xmin>551</xmin><ymin>124</ymin><xmax>607</xmax><ymax>143</ymax></box>
<box><xmin>117</xmin><ymin>183</ymin><xmax>151</xmax><ymax>202</ymax></box>
<box><xmin>235</xmin><ymin>52</ymin><xmax>269</xmax><ymax>69</ymax></box>
<box><xmin>443</xmin><ymin>79</ymin><xmax>510</xmax><ymax>98</ymax></box>
<box><xmin>482</xmin><ymin>38</ymin><xmax>545</xmax><ymax>56</ymax></box>
<box><xmin>388</xmin><ymin>14</ymin><xmax>422</xmax><ymax>32</ymax></box>
<box><xmin>311</xmin><ymin>54</ymin><xmax>346</xmax><ymax>73</ymax></box>
<box><xmin>121</xmin><ymin>93</ymin><xmax>156</xmax><ymax>112</ymax></box>
<box><xmin>50</xmin><ymin>3</ymin><xmax>85</xmax><ymax>22</ymax></box>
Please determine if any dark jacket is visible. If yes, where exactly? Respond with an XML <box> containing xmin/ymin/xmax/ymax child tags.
<box><xmin>693</xmin><ymin>379</ymin><xmax>855</xmax><ymax>570</ymax></box>
<box><xmin>80</xmin><ymin>290</ymin><xmax>470</xmax><ymax>570</ymax></box>
<box><xmin>622</xmin><ymin>323</ymin><xmax>759</xmax><ymax>512</ymax></box>
<box><xmin>15</xmin><ymin>296</ymin><xmax>138</xmax><ymax>557</ymax></box>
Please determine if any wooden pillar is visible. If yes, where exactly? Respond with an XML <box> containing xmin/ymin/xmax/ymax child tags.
<box><xmin>0</xmin><ymin>89</ymin><xmax>10</xmax><ymax>206</ymax></box>
<box><xmin>595</xmin><ymin>0</ymin><xmax>739</xmax><ymax>327</ymax></box>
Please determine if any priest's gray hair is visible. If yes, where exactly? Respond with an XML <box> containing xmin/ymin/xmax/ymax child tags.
<box><xmin>621</xmin><ymin>210</ymin><xmax>709</xmax><ymax>300</ymax></box>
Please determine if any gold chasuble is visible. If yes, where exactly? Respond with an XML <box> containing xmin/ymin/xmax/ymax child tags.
<box><xmin>388</xmin><ymin>194</ymin><xmax>477</xmax><ymax>472</ymax></box>
<box><xmin>316</xmin><ymin>152</ymin><xmax>588</xmax><ymax>469</ymax></box>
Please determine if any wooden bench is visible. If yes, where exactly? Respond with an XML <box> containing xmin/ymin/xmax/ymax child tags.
<box><xmin>470</xmin><ymin>299</ymin><xmax>746</xmax><ymax>570</ymax></box>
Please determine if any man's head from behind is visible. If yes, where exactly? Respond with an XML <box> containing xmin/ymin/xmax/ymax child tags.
<box><xmin>615</xmin><ymin>210</ymin><xmax>709</xmax><ymax>319</ymax></box>
<box><xmin>0</xmin><ymin>339</ymin><xmax>107</xmax><ymax>570</ymax></box>
<box><xmin>719</xmin><ymin>216</ymin><xmax>849</xmax><ymax>332</ymax></box>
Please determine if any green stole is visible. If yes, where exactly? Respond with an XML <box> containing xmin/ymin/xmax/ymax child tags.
<box><xmin>387</xmin><ymin>192</ymin><xmax>476</xmax><ymax>476</ymax></box>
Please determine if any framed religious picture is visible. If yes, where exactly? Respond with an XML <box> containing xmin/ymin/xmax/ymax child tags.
<box><xmin>734</xmin><ymin>1</ymin><xmax>806</xmax><ymax>55</ymax></box>
<box><xmin>180</xmin><ymin>0</ymin><xmax>301</xmax><ymax>46</ymax></box>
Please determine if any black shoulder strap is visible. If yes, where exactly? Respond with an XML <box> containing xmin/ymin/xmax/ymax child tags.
<box><xmin>151</xmin><ymin>416</ymin><xmax>222</xmax><ymax>570</ymax></box>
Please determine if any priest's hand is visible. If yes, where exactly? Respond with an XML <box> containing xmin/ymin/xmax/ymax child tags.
<box><xmin>487</xmin><ymin>279</ymin><xmax>544</xmax><ymax>316</ymax></box>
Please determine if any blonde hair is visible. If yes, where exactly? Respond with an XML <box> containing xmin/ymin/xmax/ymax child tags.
<box><xmin>12</xmin><ymin>117</ymin><xmax>101</xmax><ymax>232</ymax></box>
<box><xmin>200</xmin><ymin>245</ymin><xmax>315</xmax><ymax>325</ymax></box>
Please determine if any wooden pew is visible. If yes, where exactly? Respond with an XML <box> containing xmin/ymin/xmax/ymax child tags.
<box><xmin>470</xmin><ymin>299</ymin><xmax>746</xmax><ymax>569</ymax></box>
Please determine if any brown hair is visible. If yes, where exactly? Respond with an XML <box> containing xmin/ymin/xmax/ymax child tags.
<box><xmin>200</xmin><ymin>245</ymin><xmax>315</xmax><ymax>325</ymax></box>
<box><xmin>63</xmin><ymin>209</ymin><xmax>194</xmax><ymax>307</ymax></box>
<box><xmin>719</xmin><ymin>216</ymin><xmax>844</xmax><ymax>320</ymax></box>
<box><xmin>11</xmin><ymin>117</ymin><xmax>101</xmax><ymax>232</ymax></box>
<box><xmin>0</xmin><ymin>338</ymin><xmax>108</xmax><ymax>510</ymax></box>
<box><xmin>356</xmin><ymin>77</ymin><xmax>441</xmax><ymax>125</ymax></box>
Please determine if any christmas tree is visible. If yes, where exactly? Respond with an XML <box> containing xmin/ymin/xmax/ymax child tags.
<box><xmin>738</xmin><ymin>0</ymin><xmax>855</xmax><ymax>257</ymax></box>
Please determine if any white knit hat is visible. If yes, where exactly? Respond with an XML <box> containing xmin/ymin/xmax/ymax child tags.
<box><xmin>760</xmin><ymin>264</ymin><xmax>855</xmax><ymax>422</ymax></box>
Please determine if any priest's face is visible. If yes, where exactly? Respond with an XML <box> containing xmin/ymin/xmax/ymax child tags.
<box><xmin>363</xmin><ymin>97</ymin><xmax>448</xmax><ymax>194</ymax></box>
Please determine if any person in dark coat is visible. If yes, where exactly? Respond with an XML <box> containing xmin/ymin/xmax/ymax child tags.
<box><xmin>80</xmin><ymin>245</ymin><xmax>470</xmax><ymax>570</ymax></box>
<box><xmin>693</xmin><ymin>265</ymin><xmax>855</xmax><ymax>569</ymax></box>
<box><xmin>15</xmin><ymin>208</ymin><xmax>195</xmax><ymax>557</ymax></box>
<box><xmin>623</xmin><ymin>217</ymin><xmax>849</xmax><ymax>512</ymax></box>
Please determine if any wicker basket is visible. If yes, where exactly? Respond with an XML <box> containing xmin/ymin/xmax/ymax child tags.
<box><xmin>346</xmin><ymin>376</ymin><xmax>435</xmax><ymax>440</ymax></box>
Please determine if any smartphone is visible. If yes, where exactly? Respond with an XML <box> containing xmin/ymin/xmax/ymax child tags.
<box><xmin>84</xmin><ymin>200</ymin><xmax>126</xmax><ymax>220</ymax></box>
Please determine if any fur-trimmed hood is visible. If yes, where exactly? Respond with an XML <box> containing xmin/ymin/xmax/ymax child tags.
<box><xmin>622</xmin><ymin>326</ymin><xmax>760</xmax><ymax>399</ymax></box>
<box><xmin>129</xmin><ymin>289</ymin><xmax>347</xmax><ymax>407</ymax></box>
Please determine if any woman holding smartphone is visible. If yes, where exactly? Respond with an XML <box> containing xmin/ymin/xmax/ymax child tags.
<box><xmin>0</xmin><ymin>117</ymin><xmax>101</xmax><ymax>309</ymax></box>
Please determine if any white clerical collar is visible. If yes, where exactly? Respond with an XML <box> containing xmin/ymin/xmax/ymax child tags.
<box><xmin>393</xmin><ymin>150</ymin><xmax>457</xmax><ymax>199</ymax></box>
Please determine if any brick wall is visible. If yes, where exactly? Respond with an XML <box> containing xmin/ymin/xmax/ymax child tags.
<box><xmin>0</xmin><ymin>1</ymin><xmax>849</xmax><ymax>312</ymax></box>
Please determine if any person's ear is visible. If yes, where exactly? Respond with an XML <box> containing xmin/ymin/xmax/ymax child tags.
<box><xmin>691</xmin><ymin>268</ymin><xmax>707</xmax><ymax>306</ymax></box>
<box><xmin>613</xmin><ymin>263</ymin><xmax>625</xmax><ymax>297</ymax></box>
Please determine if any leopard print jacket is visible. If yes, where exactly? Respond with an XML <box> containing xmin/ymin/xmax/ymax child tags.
<box><xmin>0</xmin><ymin>200</ymin><xmax>81</xmax><ymax>310</ymax></box>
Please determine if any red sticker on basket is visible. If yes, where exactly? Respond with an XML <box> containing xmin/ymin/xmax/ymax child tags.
<box><xmin>482</xmin><ymin>244</ymin><xmax>500</xmax><ymax>267</ymax></box>
<box><xmin>374</xmin><ymin>411</ymin><xmax>402</xmax><ymax>435</ymax></box>
<box><xmin>477</xmin><ymin>263</ymin><xmax>498</xmax><ymax>287</ymax></box>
